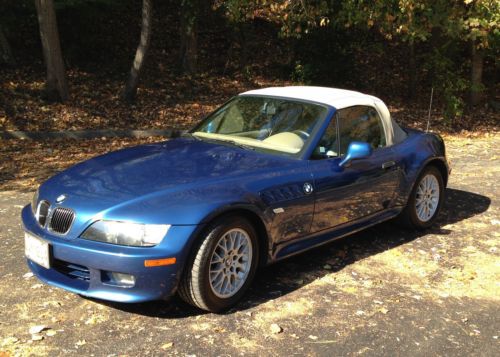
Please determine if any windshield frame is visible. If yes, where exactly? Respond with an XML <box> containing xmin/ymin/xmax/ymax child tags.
<box><xmin>189</xmin><ymin>94</ymin><xmax>335</xmax><ymax>160</ymax></box>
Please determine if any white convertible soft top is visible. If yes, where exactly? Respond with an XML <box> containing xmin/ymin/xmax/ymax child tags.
<box><xmin>240</xmin><ymin>86</ymin><xmax>407</xmax><ymax>146</ymax></box>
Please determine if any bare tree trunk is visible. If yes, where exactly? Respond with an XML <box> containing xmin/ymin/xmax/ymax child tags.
<box><xmin>123</xmin><ymin>0</ymin><xmax>153</xmax><ymax>103</ymax></box>
<box><xmin>35</xmin><ymin>0</ymin><xmax>68</xmax><ymax>102</ymax></box>
<box><xmin>0</xmin><ymin>24</ymin><xmax>14</xmax><ymax>66</ymax></box>
<box><xmin>180</xmin><ymin>0</ymin><xmax>198</xmax><ymax>74</ymax></box>
<box><xmin>469</xmin><ymin>40</ymin><xmax>484</xmax><ymax>107</ymax></box>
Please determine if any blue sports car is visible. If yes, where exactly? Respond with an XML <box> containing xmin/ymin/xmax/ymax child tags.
<box><xmin>22</xmin><ymin>86</ymin><xmax>450</xmax><ymax>312</ymax></box>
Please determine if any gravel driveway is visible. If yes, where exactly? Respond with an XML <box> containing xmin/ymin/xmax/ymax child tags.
<box><xmin>0</xmin><ymin>134</ymin><xmax>498</xmax><ymax>356</ymax></box>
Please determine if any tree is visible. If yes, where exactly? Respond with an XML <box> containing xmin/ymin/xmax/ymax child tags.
<box><xmin>338</xmin><ymin>0</ymin><xmax>438</xmax><ymax>99</ymax></box>
<box><xmin>123</xmin><ymin>0</ymin><xmax>153</xmax><ymax>103</ymax></box>
<box><xmin>179</xmin><ymin>0</ymin><xmax>199</xmax><ymax>74</ymax></box>
<box><xmin>460</xmin><ymin>0</ymin><xmax>499</xmax><ymax>106</ymax></box>
<box><xmin>0</xmin><ymin>24</ymin><xmax>14</xmax><ymax>66</ymax></box>
<box><xmin>35</xmin><ymin>0</ymin><xmax>69</xmax><ymax>101</ymax></box>
<box><xmin>257</xmin><ymin>0</ymin><xmax>331</xmax><ymax>71</ymax></box>
<box><xmin>219</xmin><ymin>0</ymin><xmax>252</xmax><ymax>71</ymax></box>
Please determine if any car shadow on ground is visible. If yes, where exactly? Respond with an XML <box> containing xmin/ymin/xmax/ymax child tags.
<box><xmin>96</xmin><ymin>188</ymin><xmax>491</xmax><ymax>318</ymax></box>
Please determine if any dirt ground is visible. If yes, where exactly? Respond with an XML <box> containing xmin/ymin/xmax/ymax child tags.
<box><xmin>0</xmin><ymin>133</ymin><xmax>499</xmax><ymax>356</ymax></box>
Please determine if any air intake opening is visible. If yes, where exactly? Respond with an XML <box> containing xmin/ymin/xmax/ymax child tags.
<box><xmin>49</xmin><ymin>207</ymin><xmax>75</xmax><ymax>234</ymax></box>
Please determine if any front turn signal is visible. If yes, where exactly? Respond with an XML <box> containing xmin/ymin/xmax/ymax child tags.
<box><xmin>144</xmin><ymin>257</ymin><xmax>176</xmax><ymax>267</ymax></box>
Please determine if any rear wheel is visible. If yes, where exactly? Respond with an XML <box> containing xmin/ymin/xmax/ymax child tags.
<box><xmin>399</xmin><ymin>166</ymin><xmax>444</xmax><ymax>229</ymax></box>
<box><xmin>178</xmin><ymin>215</ymin><xmax>259</xmax><ymax>312</ymax></box>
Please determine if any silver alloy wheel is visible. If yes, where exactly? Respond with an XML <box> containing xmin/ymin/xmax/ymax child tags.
<box><xmin>415</xmin><ymin>174</ymin><xmax>440</xmax><ymax>222</ymax></box>
<box><xmin>209</xmin><ymin>228</ymin><xmax>253</xmax><ymax>298</ymax></box>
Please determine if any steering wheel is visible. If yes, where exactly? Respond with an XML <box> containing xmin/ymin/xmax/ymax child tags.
<box><xmin>293</xmin><ymin>130</ymin><xmax>310</xmax><ymax>140</ymax></box>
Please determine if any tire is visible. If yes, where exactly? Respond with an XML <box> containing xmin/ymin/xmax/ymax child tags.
<box><xmin>399</xmin><ymin>165</ymin><xmax>444</xmax><ymax>229</ymax></box>
<box><xmin>178</xmin><ymin>215</ymin><xmax>259</xmax><ymax>312</ymax></box>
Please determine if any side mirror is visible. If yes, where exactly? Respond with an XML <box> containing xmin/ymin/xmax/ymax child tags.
<box><xmin>339</xmin><ymin>141</ymin><xmax>372</xmax><ymax>167</ymax></box>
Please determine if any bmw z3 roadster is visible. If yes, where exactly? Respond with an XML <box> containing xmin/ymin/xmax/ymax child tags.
<box><xmin>22</xmin><ymin>86</ymin><xmax>450</xmax><ymax>312</ymax></box>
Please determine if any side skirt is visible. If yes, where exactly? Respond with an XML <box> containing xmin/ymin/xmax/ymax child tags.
<box><xmin>271</xmin><ymin>207</ymin><xmax>403</xmax><ymax>262</ymax></box>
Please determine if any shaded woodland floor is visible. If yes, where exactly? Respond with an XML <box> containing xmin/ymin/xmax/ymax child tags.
<box><xmin>1</xmin><ymin>66</ymin><xmax>499</xmax><ymax>134</ymax></box>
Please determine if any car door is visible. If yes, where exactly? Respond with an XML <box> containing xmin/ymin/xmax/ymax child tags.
<box><xmin>309</xmin><ymin>105</ymin><xmax>401</xmax><ymax>232</ymax></box>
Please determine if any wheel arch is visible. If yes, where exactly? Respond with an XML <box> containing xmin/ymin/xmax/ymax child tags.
<box><xmin>223</xmin><ymin>208</ymin><xmax>270</xmax><ymax>268</ymax></box>
<box><xmin>397</xmin><ymin>158</ymin><xmax>447</xmax><ymax>229</ymax></box>
<box><xmin>193</xmin><ymin>206</ymin><xmax>271</xmax><ymax>268</ymax></box>
<box><xmin>399</xmin><ymin>157</ymin><xmax>449</xmax><ymax>208</ymax></box>
<box><xmin>425</xmin><ymin>158</ymin><xmax>449</xmax><ymax>187</ymax></box>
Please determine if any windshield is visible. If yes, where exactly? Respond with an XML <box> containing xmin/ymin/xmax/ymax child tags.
<box><xmin>191</xmin><ymin>95</ymin><xmax>329</xmax><ymax>156</ymax></box>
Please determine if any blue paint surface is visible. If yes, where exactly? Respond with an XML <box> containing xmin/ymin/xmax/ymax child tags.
<box><xmin>22</xmin><ymin>105</ymin><xmax>449</xmax><ymax>303</ymax></box>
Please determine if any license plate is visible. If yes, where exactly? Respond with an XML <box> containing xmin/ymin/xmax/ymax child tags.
<box><xmin>24</xmin><ymin>232</ymin><xmax>50</xmax><ymax>269</ymax></box>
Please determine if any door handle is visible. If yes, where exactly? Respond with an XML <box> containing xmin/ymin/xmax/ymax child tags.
<box><xmin>382</xmin><ymin>161</ymin><xmax>396</xmax><ymax>169</ymax></box>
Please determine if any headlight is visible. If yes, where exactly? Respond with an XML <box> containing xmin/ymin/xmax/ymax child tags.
<box><xmin>80</xmin><ymin>220</ymin><xmax>170</xmax><ymax>247</ymax></box>
<box><xmin>31</xmin><ymin>188</ymin><xmax>39</xmax><ymax>215</ymax></box>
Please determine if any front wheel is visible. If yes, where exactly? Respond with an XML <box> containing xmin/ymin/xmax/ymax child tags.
<box><xmin>178</xmin><ymin>216</ymin><xmax>259</xmax><ymax>312</ymax></box>
<box><xmin>399</xmin><ymin>166</ymin><xmax>444</xmax><ymax>229</ymax></box>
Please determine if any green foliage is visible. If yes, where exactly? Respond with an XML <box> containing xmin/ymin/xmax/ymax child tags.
<box><xmin>181</xmin><ymin>0</ymin><xmax>199</xmax><ymax>32</ymax></box>
<box><xmin>2</xmin><ymin>0</ymin><xmax>497</xmax><ymax>115</ymax></box>
<box><xmin>268</xmin><ymin>0</ymin><xmax>330</xmax><ymax>39</ymax></box>
<box><xmin>459</xmin><ymin>0</ymin><xmax>499</xmax><ymax>49</ymax></box>
<box><xmin>295</xmin><ymin>0</ymin><xmax>498</xmax><ymax>109</ymax></box>
<box><xmin>424</xmin><ymin>47</ymin><xmax>469</xmax><ymax>121</ymax></box>
<box><xmin>217</xmin><ymin>0</ymin><xmax>256</xmax><ymax>24</ymax></box>
<box><xmin>338</xmin><ymin>0</ymin><xmax>434</xmax><ymax>42</ymax></box>
<box><xmin>215</xmin><ymin>0</ymin><xmax>498</xmax><ymax>112</ymax></box>
<box><xmin>242</xmin><ymin>65</ymin><xmax>254</xmax><ymax>82</ymax></box>
<box><xmin>291</xmin><ymin>61</ymin><xmax>314</xmax><ymax>84</ymax></box>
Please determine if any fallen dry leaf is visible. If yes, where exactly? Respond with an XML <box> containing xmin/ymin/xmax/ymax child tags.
<box><xmin>270</xmin><ymin>323</ymin><xmax>283</xmax><ymax>334</ymax></box>
<box><xmin>161</xmin><ymin>342</ymin><xmax>174</xmax><ymax>349</ymax></box>
<box><xmin>1</xmin><ymin>336</ymin><xmax>19</xmax><ymax>347</ymax></box>
<box><xmin>31</xmin><ymin>334</ymin><xmax>44</xmax><ymax>341</ymax></box>
<box><xmin>46</xmin><ymin>330</ymin><xmax>57</xmax><ymax>337</ymax></box>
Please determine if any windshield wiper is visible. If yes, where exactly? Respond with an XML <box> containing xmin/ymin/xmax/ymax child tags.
<box><xmin>224</xmin><ymin>140</ymin><xmax>256</xmax><ymax>151</ymax></box>
<box><xmin>203</xmin><ymin>137</ymin><xmax>256</xmax><ymax>151</ymax></box>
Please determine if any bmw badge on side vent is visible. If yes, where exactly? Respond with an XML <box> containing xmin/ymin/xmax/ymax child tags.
<box><xmin>303</xmin><ymin>182</ymin><xmax>313</xmax><ymax>194</ymax></box>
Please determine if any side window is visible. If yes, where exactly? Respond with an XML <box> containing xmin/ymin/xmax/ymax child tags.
<box><xmin>338</xmin><ymin>106</ymin><xmax>386</xmax><ymax>156</ymax></box>
<box><xmin>311</xmin><ymin>115</ymin><xmax>338</xmax><ymax>159</ymax></box>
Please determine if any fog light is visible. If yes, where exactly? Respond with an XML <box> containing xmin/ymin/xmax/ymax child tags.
<box><xmin>101</xmin><ymin>271</ymin><xmax>136</xmax><ymax>287</ymax></box>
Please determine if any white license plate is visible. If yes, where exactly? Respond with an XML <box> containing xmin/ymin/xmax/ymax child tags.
<box><xmin>24</xmin><ymin>232</ymin><xmax>50</xmax><ymax>269</ymax></box>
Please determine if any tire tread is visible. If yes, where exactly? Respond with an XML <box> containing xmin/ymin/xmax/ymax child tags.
<box><xmin>178</xmin><ymin>215</ymin><xmax>257</xmax><ymax>312</ymax></box>
<box><xmin>398</xmin><ymin>165</ymin><xmax>444</xmax><ymax>230</ymax></box>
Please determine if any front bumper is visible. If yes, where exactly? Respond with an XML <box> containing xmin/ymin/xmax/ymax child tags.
<box><xmin>22</xmin><ymin>205</ymin><xmax>200</xmax><ymax>303</ymax></box>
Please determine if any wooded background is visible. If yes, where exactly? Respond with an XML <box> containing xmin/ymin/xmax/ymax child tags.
<box><xmin>0</xmin><ymin>0</ymin><xmax>498</xmax><ymax>132</ymax></box>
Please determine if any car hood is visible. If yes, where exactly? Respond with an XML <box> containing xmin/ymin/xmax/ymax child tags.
<box><xmin>39</xmin><ymin>138</ymin><xmax>297</xmax><ymax>224</ymax></box>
